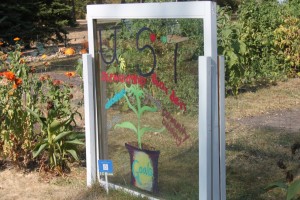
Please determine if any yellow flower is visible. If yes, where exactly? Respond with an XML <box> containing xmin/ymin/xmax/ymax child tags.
<box><xmin>41</xmin><ymin>54</ymin><xmax>47</xmax><ymax>59</ymax></box>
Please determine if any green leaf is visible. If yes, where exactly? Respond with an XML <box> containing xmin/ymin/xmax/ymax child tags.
<box><xmin>227</xmin><ymin>51</ymin><xmax>239</xmax><ymax>67</ymax></box>
<box><xmin>33</xmin><ymin>143</ymin><xmax>47</xmax><ymax>158</ymax></box>
<box><xmin>49</xmin><ymin>117</ymin><xmax>72</xmax><ymax>133</ymax></box>
<box><xmin>239</xmin><ymin>41</ymin><xmax>247</xmax><ymax>55</ymax></box>
<box><xmin>264</xmin><ymin>180</ymin><xmax>288</xmax><ymax>191</ymax></box>
<box><xmin>287</xmin><ymin>179</ymin><xmax>300</xmax><ymax>200</ymax></box>
<box><xmin>25</xmin><ymin>106</ymin><xmax>46</xmax><ymax>128</ymax></box>
<box><xmin>66</xmin><ymin>149</ymin><xmax>79</xmax><ymax>161</ymax></box>
<box><xmin>222</xmin><ymin>28</ymin><xmax>232</xmax><ymax>38</ymax></box>
<box><xmin>53</xmin><ymin>131</ymin><xmax>74</xmax><ymax>143</ymax></box>
<box><xmin>52</xmin><ymin>154</ymin><xmax>57</xmax><ymax>166</ymax></box>
<box><xmin>115</xmin><ymin>121</ymin><xmax>137</xmax><ymax>134</ymax></box>
<box><xmin>65</xmin><ymin>139</ymin><xmax>84</xmax><ymax>145</ymax></box>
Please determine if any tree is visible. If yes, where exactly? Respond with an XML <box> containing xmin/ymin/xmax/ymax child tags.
<box><xmin>0</xmin><ymin>0</ymin><xmax>74</xmax><ymax>46</ymax></box>
<box><xmin>0</xmin><ymin>1</ymin><xmax>38</xmax><ymax>44</ymax></box>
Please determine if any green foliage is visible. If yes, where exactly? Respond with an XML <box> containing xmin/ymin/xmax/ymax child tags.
<box><xmin>0</xmin><ymin>45</ymin><xmax>40</xmax><ymax>167</ymax></box>
<box><xmin>0</xmin><ymin>46</ymin><xmax>83</xmax><ymax>171</ymax></box>
<box><xmin>217</xmin><ymin>0</ymin><xmax>294</xmax><ymax>94</ymax></box>
<box><xmin>265</xmin><ymin>179</ymin><xmax>300</xmax><ymax>200</ymax></box>
<box><xmin>26</xmin><ymin>107</ymin><xmax>84</xmax><ymax>170</ymax></box>
<box><xmin>0</xmin><ymin>0</ymin><xmax>74</xmax><ymax>45</ymax></box>
<box><xmin>115</xmin><ymin>85</ymin><xmax>164</xmax><ymax>149</ymax></box>
<box><xmin>274</xmin><ymin>17</ymin><xmax>300</xmax><ymax>77</ymax></box>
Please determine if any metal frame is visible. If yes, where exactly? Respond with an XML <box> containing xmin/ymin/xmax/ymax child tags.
<box><xmin>83</xmin><ymin>2</ymin><xmax>225</xmax><ymax>199</ymax></box>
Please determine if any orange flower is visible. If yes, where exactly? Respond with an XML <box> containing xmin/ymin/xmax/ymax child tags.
<box><xmin>65</xmin><ymin>72</ymin><xmax>75</xmax><ymax>78</ymax></box>
<box><xmin>64</xmin><ymin>48</ymin><xmax>75</xmax><ymax>55</ymax></box>
<box><xmin>52</xmin><ymin>79</ymin><xmax>63</xmax><ymax>86</ymax></box>
<box><xmin>15</xmin><ymin>78</ymin><xmax>22</xmax><ymax>86</ymax></box>
<box><xmin>13</xmin><ymin>37</ymin><xmax>20</xmax><ymax>41</ymax></box>
<box><xmin>19</xmin><ymin>59</ymin><xmax>25</xmax><ymax>64</ymax></box>
<box><xmin>8</xmin><ymin>90</ymin><xmax>14</xmax><ymax>96</ymax></box>
<box><xmin>12</xmin><ymin>78</ymin><xmax>22</xmax><ymax>89</ymax></box>
<box><xmin>0</xmin><ymin>71</ymin><xmax>16</xmax><ymax>81</ymax></box>
<box><xmin>39</xmin><ymin>74</ymin><xmax>50</xmax><ymax>81</ymax></box>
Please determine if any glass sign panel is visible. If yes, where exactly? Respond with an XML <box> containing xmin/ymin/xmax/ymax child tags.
<box><xmin>96</xmin><ymin>18</ymin><xmax>203</xmax><ymax>199</ymax></box>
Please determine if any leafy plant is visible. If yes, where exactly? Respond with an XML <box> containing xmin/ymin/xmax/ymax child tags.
<box><xmin>0</xmin><ymin>45</ymin><xmax>40</xmax><ymax>167</ymax></box>
<box><xmin>266</xmin><ymin>179</ymin><xmax>300</xmax><ymax>200</ymax></box>
<box><xmin>265</xmin><ymin>143</ymin><xmax>300</xmax><ymax>200</ymax></box>
<box><xmin>0</xmin><ymin>44</ymin><xmax>84</xmax><ymax>171</ymax></box>
<box><xmin>274</xmin><ymin>16</ymin><xmax>300</xmax><ymax>77</ymax></box>
<box><xmin>115</xmin><ymin>84</ymin><xmax>164</xmax><ymax>149</ymax></box>
<box><xmin>26</xmin><ymin>107</ymin><xmax>84</xmax><ymax>171</ymax></box>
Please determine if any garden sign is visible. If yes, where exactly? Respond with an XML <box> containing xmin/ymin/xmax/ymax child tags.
<box><xmin>82</xmin><ymin>1</ymin><xmax>225</xmax><ymax>199</ymax></box>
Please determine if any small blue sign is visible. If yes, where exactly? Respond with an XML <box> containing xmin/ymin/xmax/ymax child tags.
<box><xmin>98</xmin><ymin>160</ymin><xmax>114</xmax><ymax>175</ymax></box>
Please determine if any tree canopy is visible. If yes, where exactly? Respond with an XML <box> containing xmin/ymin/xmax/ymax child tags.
<box><xmin>0</xmin><ymin>0</ymin><xmax>75</xmax><ymax>45</ymax></box>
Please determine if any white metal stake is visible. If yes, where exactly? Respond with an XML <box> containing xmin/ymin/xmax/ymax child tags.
<box><xmin>105</xmin><ymin>173</ymin><xmax>109</xmax><ymax>194</ymax></box>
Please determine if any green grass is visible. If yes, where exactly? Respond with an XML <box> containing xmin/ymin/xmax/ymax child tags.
<box><xmin>225</xmin><ymin>78</ymin><xmax>300</xmax><ymax>200</ymax></box>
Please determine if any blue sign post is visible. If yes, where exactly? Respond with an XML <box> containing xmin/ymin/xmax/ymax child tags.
<box><xmin>98</xmin><ymin>160</ymin><xmax>114</xmax><ymax>175</ymax></box>
<box><xmin>98</xmin><ymin>160</ymin><xmax>114</xmax><ymax>193</ymax></box>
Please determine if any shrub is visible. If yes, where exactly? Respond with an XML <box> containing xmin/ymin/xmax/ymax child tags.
<box><xmin>0</xmin><ymin>45</ymin><xmax>83</xmax><ymax>171</ymax></box>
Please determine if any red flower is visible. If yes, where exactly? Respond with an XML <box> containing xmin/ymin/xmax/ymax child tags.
<box><xmin>52</xmin><ymin>79</ymin><xmax>63</xmax><ymax>86</ymax></box>
<box><xmin>150</xmin><ymin>33</ymin><xmax>156</xmax><ymax>43</ymax></box>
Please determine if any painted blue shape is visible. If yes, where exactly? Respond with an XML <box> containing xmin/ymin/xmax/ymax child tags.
<box><xmin>105</xmin><ymin>89</ymin><xmax>126</xmax><ymax>109</ymax></box>
<box><xmin>98</xmin><ymin>160</ymin><xmax>114</xmax><ymax>174</ymax></box>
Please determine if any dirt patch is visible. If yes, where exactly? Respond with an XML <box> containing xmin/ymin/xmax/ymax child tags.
<box><xmin>237</xmin><ymin>108</ymin><xmax>300</xmax><ymax>133</ymax></box>
<box><xmin>0</xmin><ymin>167</ymin><xmax>86</xmax><ymax>200</ymax></box>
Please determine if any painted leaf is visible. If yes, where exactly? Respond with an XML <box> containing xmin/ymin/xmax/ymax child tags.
<box><xmin>140</xmin><ymin>127</ymin><xmax>165</xmax><ymax>138</ymax></box>
<box><xmin>140</xmin><ymin>105</ymin><xmax>157</xmax><ymax>116</ymax></box>
<box><xmin>115</xmin><ymin>121</ymin><xmax>137</xmax><ymax>134</ymax></box>
<box><xmin>124</xmin><ymin>95</ymin><xmax>138</xmax><ymax>115</ymax></box>
<box><xmin>160</xmin><ymin>36</ymin><xmax>167</xmax><ymax>44</ymax></box>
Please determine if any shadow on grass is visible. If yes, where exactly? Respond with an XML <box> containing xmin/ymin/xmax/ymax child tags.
<box><xmin>226</xmin><ymin>126</ymin><xmax>300</xmax><ymax>200</ymax></box>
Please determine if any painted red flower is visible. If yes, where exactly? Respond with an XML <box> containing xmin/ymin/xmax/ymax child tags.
<box><xmin>150</xmin><ymin>33</ymin><xmax>156</xmax><ymax>43</ymax></box>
